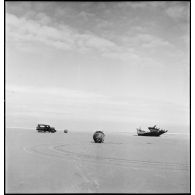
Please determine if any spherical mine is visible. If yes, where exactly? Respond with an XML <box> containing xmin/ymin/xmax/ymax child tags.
<box><xmin>93</xmin><ymin>131</ymin><xmax>105</xmax><ymax>143</ymax></box>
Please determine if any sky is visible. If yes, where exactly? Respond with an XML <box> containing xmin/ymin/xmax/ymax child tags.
<box><xmin>6</xmin><ymin>1</ymin><xmax>190</xmax><ymax>132</ymax></box>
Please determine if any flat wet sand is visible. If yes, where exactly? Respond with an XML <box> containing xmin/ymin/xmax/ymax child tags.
<box><xmin>6</xmin><ymin>129</ymin><xmax>190</xmax><ymax>193</ymax></box>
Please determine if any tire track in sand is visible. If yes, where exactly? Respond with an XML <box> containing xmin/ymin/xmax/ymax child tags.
<box><xmin>24</xmin><ymin>143</ymin><xmax>190</xmax><ymax>172</ymax></box>
<box><xmin>24</xmin><ymin>143</ymin><xmax>99</xmax><ymax>192</ymax></box>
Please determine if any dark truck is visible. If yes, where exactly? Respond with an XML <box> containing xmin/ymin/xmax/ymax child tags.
<box><xmin>36</xmin><ymin>124</ymin><xmax>56</xmax><ymax>133</ymax></box>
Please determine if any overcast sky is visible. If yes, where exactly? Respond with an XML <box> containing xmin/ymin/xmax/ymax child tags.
<box><xmin>6</xmin><ymin>1</ymin><xmax>190</xmax><ymax>132</ymax></box>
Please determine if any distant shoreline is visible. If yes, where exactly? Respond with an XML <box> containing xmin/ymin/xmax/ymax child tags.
<box><xmin>5</xmin><ymin>127</ymin><xmax>190</xmax><ymax>135</ymax></box>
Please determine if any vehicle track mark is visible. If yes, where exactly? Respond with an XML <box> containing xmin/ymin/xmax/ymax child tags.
<box><xmin>24</xmin><ymin>143</ymin><xmax>189</xmax><ymax>172</ymax></box>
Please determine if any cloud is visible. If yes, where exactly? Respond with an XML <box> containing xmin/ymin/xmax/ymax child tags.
<box><xmin>75</xmin><ymin>32</ymin><xmax>117</xmax><ymax>53</ymax></box>
<box><xmin>165</xmin><ymin>3</ymin><xmax>190</xmax><ymax>19</ymax></box>
<box><xmin>6</xmin><ymin>84</ymin><xmax>106</xmax><ymax>101</ymax></box>
<box><xmin>6</xmin><ymin>6</ymin><xmax>186</xmax><ymax>66</ymax></box>
<box><xmin>6</xmin><ymin>84</ymin><xmax>189</xmax><ymax>127</ymax></box>
<box><xmin>35</xmin><ymin>12</ymin><xmax>51</xmax><ymax>25</ymax></box>
<box><xmin>9</xmin><ymin>11</ymin><xmax>169</xmax><ymax>64</ymax></box>
<box><xmin>6</xmin><ymin>13</ymin><xmax>75</xmax><ymax>50</ymax></box>
<box><xmin>138</xmin><ymin>34</ymin><xmax>172</xmax><ymax>48</ymax></box>
<box><xmin>116</xmin><ymin>1</ymin><xmax>166</xmax><ymax>9</ymax></box>
<box><xmin>102</xmin><ymin>48</ymin><xmax>139</xmax><ymax>62</ymax></box>
<box><xmin>120</xmin><ymin>33</ymin><xmax>173</xmax><ymax>51</ymax></box>
<box><xmin>96</xmin><ymin>19</ymin><xmax>112</xmax><ymax>29</ymax></box>
<box><xmin>7</xmin><ymin>13</ymin><xmax>137</xmax><ymax>62</ymax></box>
<box><xmin>78</xmin><ymin>11</ymin><xmax>95</xmax><ymax>20</ymax></box>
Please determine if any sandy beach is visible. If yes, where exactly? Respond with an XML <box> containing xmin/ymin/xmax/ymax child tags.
<box><xmin>6</xmin><ymin>128</ymin><xmax>190</xmax><ymax>193</ymax></box>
